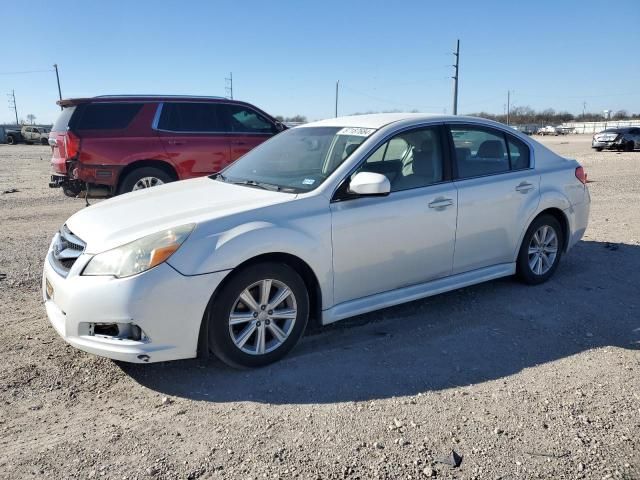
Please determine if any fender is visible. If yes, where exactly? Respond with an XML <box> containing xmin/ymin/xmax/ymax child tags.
<box><xmin>168</xmin><ymin>216</ymin><xmax>334</xmax><ymax>308</ymax></box>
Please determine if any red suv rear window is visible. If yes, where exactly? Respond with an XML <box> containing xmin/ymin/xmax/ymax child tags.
<box><xmin>73</xmin><ymin>103</ymin><xmax>143</xmax><ymax>130</ymax></box>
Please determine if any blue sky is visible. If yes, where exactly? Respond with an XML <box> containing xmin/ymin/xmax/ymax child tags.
<box><xmin>2</xmin><ymin>0</ymin><xmax>638</xmax><ymax>124</ymax></box>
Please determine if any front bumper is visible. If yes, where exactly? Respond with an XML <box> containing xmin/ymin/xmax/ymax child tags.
<box><xmin>42</xmin><ymin>248</ymin><xmax>230</xmax><ymax>363</ymax></box>
<box><xmin>592</xmin><ymin>140</ymin><xmax>621</xmax><ymax>150</ymax></box>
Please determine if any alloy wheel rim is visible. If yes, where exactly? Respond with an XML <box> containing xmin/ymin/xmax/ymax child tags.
<box><xmin>228</xmin><ymin>279</ymin><xmax>297</xmax><ymax>355</ymax></box>
<box><xmin>132</xmin><ymin>177</ymin><xmax>164</xmax><ymax>190</ymax></box>
<box><xmin>528</xmin><ymin>225</ymin><xmax>558</xmax><ymax>275</ymax></box>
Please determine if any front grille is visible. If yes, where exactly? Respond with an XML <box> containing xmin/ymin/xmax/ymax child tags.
<box><xmin>49</xmin><ymin>225</ymin><xmax>86</xmax><ymax>277</ymax></box>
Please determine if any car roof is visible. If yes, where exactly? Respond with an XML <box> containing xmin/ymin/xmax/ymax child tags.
<box><xmin>302</xmin><ymin>113</ymin><xmax>510</xmax><ymax>130</ymax></box>
<box><xmin>57</xmin><ymin>95</ymin><xmax>238</xmax><ymax>107</ymax></box>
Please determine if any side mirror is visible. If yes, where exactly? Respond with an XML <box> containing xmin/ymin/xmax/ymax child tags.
<box><xmin>348</xmin><ymin>172</ymin><xmax>390</xmax><ymax>196</ymax></box>
<box><xmin>275</xmin><ymin>121</ymin><xmax>287</xmax><ymax>132</ymax></box>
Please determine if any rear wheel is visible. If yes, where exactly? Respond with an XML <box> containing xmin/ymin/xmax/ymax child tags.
<box><xmin>6</xmin><ymin>135</ymin><xmax>16</xmax><ymax>145</ymax></box>
<box><xmin>118</xmin><ymin>166</ymin><xmax>174</xmax><ymax>194</ymax></box>
<box><xmin>207</xmin><ymin>262</ymin><xmax>309</xmax><ymax>368</ymax></box>
<box><xmin>516</xmin><ymin>214</ymin><xmax>563</xmax><ymax>285</ymax></box>
<box><xmin>625</xmin><ymin>141</ymin><xmax>634</xmax><ymax>152</ymax></box>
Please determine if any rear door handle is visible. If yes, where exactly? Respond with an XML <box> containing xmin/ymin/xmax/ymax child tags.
<box><xmin>515</xmin><ymin>181</ymin><xmax>534</xmax><ymax>193</ymax></box>
<box><xmin>428</xmin><ymin>197</ymin><xmax>454</xmax><ymax>209</ymax></box>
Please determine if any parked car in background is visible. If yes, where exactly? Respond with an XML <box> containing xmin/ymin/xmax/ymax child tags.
<box><xmin>43</xmin><ymin>113</ymin><xmax>590</xmax><ymax>368</ymax></box>
<box><xmin>592</xmin><ymin>127</ymin><xmax>640</xmax><ymax>152</ymax></box>
<box><xmin>48</xmin><ymin>95</ymin><xmax>284</xmax><ymax>197</ymax></box>
<box><xmin>6</xmin><ymin>125</ymin><xmax>50</xmax><ymax>145</ymax></box>
<box><xmin>537</xmin><ymin>125</ymin><xmax>560</xmax><ymax>136</ymax></box>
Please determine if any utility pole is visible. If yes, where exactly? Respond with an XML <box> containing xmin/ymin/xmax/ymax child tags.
<box><xmin>506</xmin><ymin>90</ymin><xmax>511</xmax><ymax>125</ymax></box>
<box><xmin>452</xmin><ymin>39</ymin><xmax>460</xmax><ymax>115</ymax></box>
<box><xmin>335</xmin><ymin>80</ymin><xmax>339</xmax><ymax>118</ymax></box>
<box><xmin>7</xmin><ymin>90</ymin><xmax>19</xmax><ymax>126</ymax></box>
<box><xmin>582</xmin><ymin>101</ymin><xmax>586</xmax><ymax>119</ymax></box>
<box><xmin>53</xmin><ymin>63</ymin><xmax>63</xmax><ymax>110</ymax></box>
<box><xmin>225</xmin><ymin>72</ymin><xmax>233</xmax><ymax>99</ymax></box>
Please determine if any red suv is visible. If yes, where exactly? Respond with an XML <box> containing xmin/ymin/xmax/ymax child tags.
<box><xmin>49</xmin><ymin>95</ymin><xmax>284</xmax><ymax>196</ymax></box>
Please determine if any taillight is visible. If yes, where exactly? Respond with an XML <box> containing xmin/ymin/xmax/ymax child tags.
<box><xmin>64</xmin><ymin>131</ymin><xmax>80</xmax><ymax>159</ymax></box>
<box><xmin>575</xmin><ymin>166</ymin><xmax>587</xmax><ymax>184</ymax></box>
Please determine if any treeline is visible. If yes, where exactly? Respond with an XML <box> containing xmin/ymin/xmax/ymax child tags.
<box><xmin>469</xmin><ymin>106</ymin><xmax>640</xmax><ymax>125</ymax></box>
<box><xmin>274</xmin><ymin>115</ymin><xmax>307</xmax><ymax>123</ymax></box>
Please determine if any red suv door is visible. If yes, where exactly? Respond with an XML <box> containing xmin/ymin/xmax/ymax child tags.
<box><xmin>154</xmin><ymin>102</ymin><xmax>231</xmax><ymax>178</ymax></box>
<box><xmin>222</xmin><ymin>104</ymin><xmax>280</xmax><ymax>162</ymax></box>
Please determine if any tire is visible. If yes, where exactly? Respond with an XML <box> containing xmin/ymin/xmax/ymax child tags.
<box><xmin>6</xmin><ymin>135</ymin><xmax>16</xmax><ymax>145</ymax></box>
<box><xmin>118</xmin><ymin>166</ymin><xmax>174</xmax><ymax>194</ymax></box>
<box><xmin>207</xmin><ymin>262</ymin><xmax>310</xmax><ymax>368</ymax></box>
<box><xmin>625</xmin><ymin>142</ymin><xmax>634</xmax><ymax>152</ymax></box>
<box><xmin>595</xmin><ymin>147</ymin><xmax>603</xmax><ymax>152</ymax></box>
<box><xmin>516</xmin><ymin>214</ymin><xmax>564</xmax><ymax>285</ymax></box>
<box><xmin>41</xmin><ymin>138</ymin><xmax>48</xmax><ymax>145</ymax></box>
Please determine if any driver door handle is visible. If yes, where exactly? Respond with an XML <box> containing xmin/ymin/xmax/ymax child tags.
<box><xmin>428</xmin><ymin>197</ymin><xmax>454</xmax><ymax>209</ymax></box>
<box><xmin>515</xmin><ymin>181</ymin><xmax>534</xmax><ymax>193</ymax></box>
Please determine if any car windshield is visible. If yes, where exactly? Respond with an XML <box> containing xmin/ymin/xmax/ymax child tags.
<box><xmin>215</xmin><ymin>126</ymin><xmax>374</xmax><ymax>193</ymax></box>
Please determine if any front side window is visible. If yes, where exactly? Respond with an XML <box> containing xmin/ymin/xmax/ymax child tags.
<box><xmin>356</xmin><ymin>126</ymin><xmax>444</xmax><ymax>192</ymax></box>
<box><xmin>451</xmin><ymin>125</ymin><xmax>530</xmax><ymax>178</ymax></box>
<box><xmin>158</xmin><ymin>102</ymin><xmax>224</xmax><ymax>132</ymax></box>
<box><xmin>218</xmin><ymin>126</ymin><xmax>373</xmax><ymax>192</ymax></box>
<box><xmin>225</xmin><ymin>105</ymin><xmax>277</xmax><ymax>134</ymax></box>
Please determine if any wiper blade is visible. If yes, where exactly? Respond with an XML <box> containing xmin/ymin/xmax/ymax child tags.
<box><xmin>210</xmin><ymin>172</ymin><xmax>227</xmax><ymax>182</ymax></box>
<box><xmin>231</xmin><ymin>179</ymin><xmax>281</xmax><ymax>191</ymax></box>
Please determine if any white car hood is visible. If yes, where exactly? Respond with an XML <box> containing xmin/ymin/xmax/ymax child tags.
<box><xmin>66</xmin><ymin>177</ymin><xmax>295</xmax><ymax>254</ymax></box>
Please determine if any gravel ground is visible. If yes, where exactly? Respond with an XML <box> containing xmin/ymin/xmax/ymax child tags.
<box><xmin>0</xmin><ymin>136</ymin><xmax>638</xmax><ymax>480</ymax></box>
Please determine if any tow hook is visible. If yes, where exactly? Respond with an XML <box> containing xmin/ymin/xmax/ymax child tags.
<box><xmin>137</xmin><ymin>354</ymin><xmax>150</xmax><ymax>362</ymax></box>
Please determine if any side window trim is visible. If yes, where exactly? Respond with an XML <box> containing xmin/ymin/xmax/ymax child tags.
<box><xmin>331</xmin><ymin>123</ymin><xmax>452</xmax><ymax>202</ymax></box>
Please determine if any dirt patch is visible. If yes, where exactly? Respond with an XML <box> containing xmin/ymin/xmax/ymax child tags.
<box><xmin>0</xmin><ymin>139</ymin><xmax>638</xmax><ymax>479</ymax></box>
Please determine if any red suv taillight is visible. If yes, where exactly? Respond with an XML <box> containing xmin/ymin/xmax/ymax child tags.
<box><xmin>575</xmin><ymin>166</ymin><xmax>587</xmax><ymax>184</ymax></box>
<box><xmin>64</xmin><ymin>131</ymin><xmax>80</xmax><ymax>159</ymax></box>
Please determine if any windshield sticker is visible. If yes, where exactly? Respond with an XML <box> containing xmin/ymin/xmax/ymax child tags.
<box><xmin>302</xmin><ymin>178</ymin><xmax>316</xmax><ymax>185</ymax></box>
<box><xmin>337</xmin><ymin>127</ymin><xmax>376</xmax><ymax>137</ymax></box>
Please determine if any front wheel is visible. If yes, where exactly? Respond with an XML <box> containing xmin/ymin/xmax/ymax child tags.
<box><xmin>625</xmin><ymin>141</ymin><xmax>635</xmax><ymax>152</ymax></box>
<box><xmin>595</xmin><ymin>147</ymin><xmax>603</xmax><ymax>152</ymax></box>
<box><xmin>207</xmin><ymin>263</ymin><xmax>310</xmax><ymax>368</ymax></box>
<box><xmin>41</xmin><ymin>138</ymin><xmax>48</xmax><ymax>145</ymax></box>
<box><xmin>516</xmin><ymin>215</ymin><xmax>563</xmax><ymax>285</ymax></box>
<box><xmin>118</xmin><ymin>166</ymin><xmax>174</xmax><ymax>194</ymax></box>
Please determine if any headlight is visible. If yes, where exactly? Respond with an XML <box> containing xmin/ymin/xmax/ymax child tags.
<box><xmin>82</xmin><ymin>224</ymin><xmax>195</xmax><ymax>278</ymax></box>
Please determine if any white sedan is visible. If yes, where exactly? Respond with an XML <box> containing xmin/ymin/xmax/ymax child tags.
<box><xmin>43</xmin><ymin>114</ymin><xmax>590</xmax><ymax>368</ymax></box>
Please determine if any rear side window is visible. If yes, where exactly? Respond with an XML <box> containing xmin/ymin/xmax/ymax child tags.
<box><xmin>225</xmin><ymin>105</ymin><xmax>277</xmax><ymax>134</ymax></box>
<box><xmin>74</xmin><ymin>103</ymin><xmax>143</xmax><ymax>130</ymax></box>
<box><xmin>451</xmin><ymin>125</ymin><xmax>530</xmax><ymax>179</ymax></box>
<box><xmin>52</xmin><ymin>106</ymin><xmax>76</xmax><ymax>132</ymax></box>
<box><xmin>158</xmin><ymin>103</ymin><xmax>225</xmax><ymax>132</ymax></box>
<box><xmin>507</xmin><ymin>136</ymin><xmax>530</xmax><ymax>170</ymax></box>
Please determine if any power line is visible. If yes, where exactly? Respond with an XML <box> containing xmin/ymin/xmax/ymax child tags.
<box><xmin>0</xmin><ymin>69</ymin><xmax>53</xmax><ymax>75</ymax></box>
<box><xmin>340</xmin><ymin>84</ymin><xmax>445</xmax><ymax>111</ymax></box>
